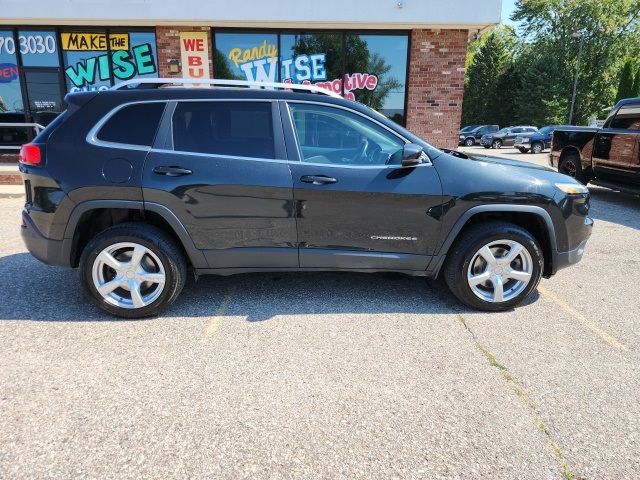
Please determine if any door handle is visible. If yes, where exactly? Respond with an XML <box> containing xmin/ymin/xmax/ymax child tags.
<box><xmin>300</xmin><ymin>175</ymin><xmax>337</xmax><ymax>185</ymax></box>
<box><xmin>153</xmin><ymin>166</ymin><xmax>193</xmax><ymax>177</ymax></box>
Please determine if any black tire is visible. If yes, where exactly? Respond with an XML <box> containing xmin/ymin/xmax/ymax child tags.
<box><xmin>464</xmin><ymin>137</ymin><xmax>475</xmax><ymax>147</ymax></box>
<box><xmin>483</xmin><ymin>145</ymin><xmax>491</xmax><ymax>149</ymax></box>
<box><xmin>443</xmin><ymin>222</ymin><xmax>543</xmax><ymax>312</ymax></box>
<box><xmin>531</xmin><ymin>142</ymin><xmax>544</xmax><ymax>154</ymax></box>
<box><xmin>518</xmin><ymin>147</ymin><xmax>527</xmax><ymax>153</ymax></box>
<box><xmin>558</xmin><ymin>153</ymin><xmax>588</xmax><ymax>185</ymax></box>
<box><xmin>79</xmin><ymin>223</ymin><xmax>187</xmax><ymax>318</ymax></box>
<box><xmin>492</xmin><ymin>139</ymin><xmax>502</xmax><ymax>149</ymax></box>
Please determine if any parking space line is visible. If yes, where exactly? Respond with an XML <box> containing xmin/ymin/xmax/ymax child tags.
<box><xmin>199</xmin><ymin>286</ymin><xmax>236</xmax><ymax>344</ymax></box>
<box><xmin>538</xmin><ymin>285</ymin><xmax>627</xmax><ymax>351</ymax></box>
<box><xmin>456</xmin><ymin>314</ymin><xmax>575</xmax><ymax>480</ymax></box>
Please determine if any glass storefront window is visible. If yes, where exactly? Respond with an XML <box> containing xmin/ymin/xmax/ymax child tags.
<box><xmin>0</xmin><ymin>30</ymin><xmax>23</xmax><ymax>113</ymax></box>
<box><xmin>18</xmin><ymin>30</ymin><xmax>59</xmax><ymax>67</ymax></box>
<box><xmin>279</xmin><ymin>33</ymin><xmax>342</xmax><ymax>87</ymax></box>
<box><xmin>61</xmin><ymin>30</ymin><xmax>158</xmax><ymax>93</ymax></box>
<box><xmin>214</xmin><ymin>31</ymin><xmax>409</xmax><ymax>125</ymax></box>
<box><xmin>345</xmin><ymin>34</ymin><xmax>408</xmax><ymax>125</ymax></box>
<box><xmin>111</xmin><ymin>31</ymin><xmax>158</xmax><ymax>84</ymax></box>
<box><xmin>214</xmin><ymin>33</ymin><xmax>278</xmax><ymax>81</ymax></box>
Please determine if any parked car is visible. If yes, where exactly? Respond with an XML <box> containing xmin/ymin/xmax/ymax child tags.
<box><xmin>19</xmin><ymin>80</ymin><xmax>592</xmax><ymax>318</ymax></box>
<box><xmin>514</xmin><ymin>125</ymin><xmax>564</xmax><ymax>154</ymax></box>
<box><xmin>480</xmin><ymin>126</ymin><xmax>538</xmax><ymax>149</ymax></box>
<box><xmin>459</xmin><ymin>125</ymin><xmax>499</xmax><ymax>146</ymax></box>
<box><xmin>551</xmin><ymin>97</ymin><xmax>640</xmax><ymax>187</ymax></box>
<box><xmin>0</xmin><ymin>112</ymin><xmax>34</xmax><ymax>147</ymax></box>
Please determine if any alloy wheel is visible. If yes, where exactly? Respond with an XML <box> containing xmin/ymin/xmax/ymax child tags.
<box><xmin>92</xmin><ymin>242</ymin><xmax>166</xmax><ymax>309</ymax></box>
<box><xmin>467</xmin><ymin>239</ymin><xmax>533</xmax><ymax>303</ymax></box>
<box><xmin>532</xmin><ymin>143</ymin><xmax>543</xmax><ymax>154</ymax></box>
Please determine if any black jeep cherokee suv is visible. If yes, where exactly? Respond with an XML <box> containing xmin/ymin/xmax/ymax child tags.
<box><xmin>19</xmin><ymin>81</ymin><xmax>593</xmax><ymax>318</ymax></box>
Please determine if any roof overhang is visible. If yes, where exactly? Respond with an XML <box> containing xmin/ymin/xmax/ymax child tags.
<box><xmin>0</xmin><ymin>0</ymin><xmax>501</xmax><ymax>33</ymax></box>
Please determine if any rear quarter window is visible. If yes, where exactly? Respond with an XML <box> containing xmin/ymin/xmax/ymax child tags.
<box><xmin>97</xmin><ymin>102</ymin><xmax>166</xmax><ymax>147</ymax></box>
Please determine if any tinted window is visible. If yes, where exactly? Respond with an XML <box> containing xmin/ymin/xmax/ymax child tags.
<box><xmin>288</xmin><ymin>103</ymin><xmax>404</xmax><ymax>166</ymax></box>
<box><xmin>172</xmin><ymin>101</ymin><xmax>275</xmax><ymax>159</ymax></box>
<box><xmin>97</xmin><ymin>102</ymin><xmax>165</xmax><ymax>146</ymax></box>
<box><xmin>610</xmin><ymin>105</ymin><xmax>640</xmax><ymax>130</ymax></box>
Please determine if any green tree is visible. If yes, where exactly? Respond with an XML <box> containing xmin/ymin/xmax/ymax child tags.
<box><xmin>512</xmin><ymin>0</ymin><xmax>640</xmax><ymax>125</ymax></box>
<box><xmin>461</xmin><ymin>29</ymin><xmax>513</xmax><ymax>125</ymax></box>
<box><xmin>616</xmin><ymin>60</ymin><xmax>636</xmax><ymax>101</ymax></box>
<box><xmin>632</xmin><ymin>68</ymin><xmax>640</xmax><ymax>97</ymax></box>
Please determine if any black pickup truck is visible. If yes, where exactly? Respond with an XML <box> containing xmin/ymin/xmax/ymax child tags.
<box><xmin>550</xmin><ymin>97</ymin><xmax>640</xmax><ymax>189</ymax></box>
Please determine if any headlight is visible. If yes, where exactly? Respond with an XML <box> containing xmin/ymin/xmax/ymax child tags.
<box><xmin>555</xmin><ymin>182</ymin><xmax>588</xmax><ymax>195</ymax></box>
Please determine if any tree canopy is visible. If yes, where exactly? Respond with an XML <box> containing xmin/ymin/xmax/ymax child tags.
<box><xmin>462</xmin><ymin>0</ymin><xmax>640</xmax><ymax>127</ymax></box>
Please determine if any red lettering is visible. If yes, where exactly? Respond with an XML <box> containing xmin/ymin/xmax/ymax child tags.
<box><xmin>188</xmin><ymin>67</ymin><xmax>204</xmax><ymax>78</ymax></box>
<box><xmin>365</xmin><ymin>74</ymin><xmax>378</xmax><ymax>90</ymax></box>
<box><xmin>188</xmin><ymin>56</ymin><xmax>202</xmax><ymax>66</ymax></box>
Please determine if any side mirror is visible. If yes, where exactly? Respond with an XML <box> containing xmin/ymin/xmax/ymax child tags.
<box><xmin>401</xmin><ymin>143</ymin><xmax>424</xmax><ymax>166</ymax></box>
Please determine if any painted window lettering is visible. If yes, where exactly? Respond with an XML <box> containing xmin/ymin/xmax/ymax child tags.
<box><xmin>62</xmin><ymin>32</ymin><xmax>158</xmax><ymax>92</ymax></box>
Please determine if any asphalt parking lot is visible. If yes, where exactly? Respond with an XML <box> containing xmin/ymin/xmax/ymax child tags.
<box><xmin>2</xmin><ymin>160</ymin><xmax>639</xmax><ymax>478</ymax></box>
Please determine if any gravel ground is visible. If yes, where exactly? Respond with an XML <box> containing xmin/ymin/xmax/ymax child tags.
<box><xmin>1</xmin><ymin>175</ymin><xmax>639</xmax><ymax>478</ymax></box>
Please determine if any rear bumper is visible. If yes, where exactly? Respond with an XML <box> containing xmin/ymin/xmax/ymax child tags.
<box><xmin>21</xmin><ymin>211</ymin><xmax>71</xmax><ymax>267</ymax></box>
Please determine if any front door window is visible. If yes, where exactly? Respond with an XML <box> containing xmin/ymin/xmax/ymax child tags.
<box><xmin>288</xmin><ymin>103</ymin><xmax>404</xmax><ymax>166</ymax></box>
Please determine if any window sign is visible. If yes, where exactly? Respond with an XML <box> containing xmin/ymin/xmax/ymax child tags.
<box><xmin>62</xmin><ymin>31</ymin><xmax>158</xmax><ymax>93</ymax></box>
<box><xmin>18</xmin><ymin>31</ymin><xmax>59</xmax><ymax>67</ymax></box>
<box><xmin>214</xmin><ymin>31</ymin><xmax>409</xmax><ymax>125</ymax></box>
<box><xmin>0</xmin><ymin>30</ymin><xmax>23</xmax><ymax>113</ymax></box>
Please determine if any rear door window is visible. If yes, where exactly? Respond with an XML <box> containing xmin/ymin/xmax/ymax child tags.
<box><xmin>610</xmin><ymin>105</ymin><xmax>640</xmax><ymax>131</ymax></box>
<box><xmin>97</xmin><ymin>102</ymin><xmax>165</xmax><ymax>146</ymax></box>
<box><xmin>172</xmin><ymin>101</ymin><xmax>275</xmax><ymax>159</ymax></box>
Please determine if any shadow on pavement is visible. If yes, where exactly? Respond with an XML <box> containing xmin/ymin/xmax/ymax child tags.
<box><xmin>0</xmin><ymin>252</ymin><xmax>539</xmax><ymax>322</ymax></box>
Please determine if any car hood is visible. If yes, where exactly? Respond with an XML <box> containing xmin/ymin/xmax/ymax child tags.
<box><xmin>462</xmin><ymin>152</ymin><xmax>553</xmax><ymax>172</ymax></box>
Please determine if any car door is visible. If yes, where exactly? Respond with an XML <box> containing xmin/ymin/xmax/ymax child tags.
<box><xmin>505</xmin><ymin>128</ymin><xmax>521</xmax><ymax>146</ymax></box>
<box><xmin>592</xmin><ymin>104</ymin><xmax>640</xmax><ymax>181</ymax></box>
<box><xmin>282</xmin><ymin>101</ymin><xmax>443</xmax><ymax>271</ymax></box>
<box><xmin>143</xmin><ymin>99</ymin><xmax>298</xmax><ymax>269</ymax></box>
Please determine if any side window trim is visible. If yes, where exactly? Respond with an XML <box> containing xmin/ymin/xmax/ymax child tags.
<box><xmin>165</xmin><ymin>98</ymin><xmax>283</xmax><ymax>161</ymax></box>
<box><xmin>283</xmin><ymin>100</ymin><xmax>411</xmax><ymax>168</ymax></box>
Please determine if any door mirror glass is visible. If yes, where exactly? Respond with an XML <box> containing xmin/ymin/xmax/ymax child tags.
<box><xmin>401</xmin><ymin>143</ymin><xmax>423</xmax><ymax>166</ymax></box>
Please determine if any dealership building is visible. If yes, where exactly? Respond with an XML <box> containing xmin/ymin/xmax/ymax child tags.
<box><xmin>1</xmin><ymin>0</ymin><xmax>500</xmax><ymax>167</ymax></box>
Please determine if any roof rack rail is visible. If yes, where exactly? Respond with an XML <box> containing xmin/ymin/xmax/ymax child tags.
<box><xmin>110</xmin><ymin>78</ymin><xmax>342</xmax><ymax>98</ymax></box>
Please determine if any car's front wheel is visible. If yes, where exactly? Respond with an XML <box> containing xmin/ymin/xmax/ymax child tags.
<box><xmin>518</xmin><ymin>147</ymin><xmax>527</xmax><ymax>153</ymax></box>
<box><xmin>79</xmin><ymin>223</ymin><xmax>187</xmax><ymax>318</ymax></box>
<box><xmin>464</xmin><ymin>137</ymin><xmax>475</xmax><ymax>147</ymax></box>
<box><xmin>444</xmin><ymin>222</ymin><xmax>543</xmax><ymax>311</ymax></box>
<box><xmin>531</xmin><ymin>142</ymin><xmax>544</xmax><ymax>154</ymax></box>
<box><xmin>492</xmin><ymin>139</ymin><xmax>502</xmax><ymax>149</ymax></box>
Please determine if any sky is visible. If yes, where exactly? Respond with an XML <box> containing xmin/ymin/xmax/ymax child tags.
<box><xmin>502</xmin><ymin>0</ymin><xmax>518</xmax><ymax>26</ymax></box>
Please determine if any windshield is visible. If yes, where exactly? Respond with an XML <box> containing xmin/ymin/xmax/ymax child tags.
<box><xmin>460</xmin><ymin>125</ymin><xmax>480</xmax><ymax>133</ymax></box>
<box><xmin>538</xmin><ymin>125</ymin><xmax>556</xmax><ymax>134</ymax></box>
<box><xmin>496</xmin><ymin>128</ymin><xmax>510</xmax><ymax>134</ymax></box>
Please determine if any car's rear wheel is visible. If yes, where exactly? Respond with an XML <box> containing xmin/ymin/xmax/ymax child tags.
<box><xmin>531</xmin><ymin>142</ymin><xmax>544</xmax><ymax>154</ymax></box>
<box><xmin>444</xmin><ymin>222</ymin><xmax>543</xmax><ymax>311</ymax></box>
<box><xmin>558</xmin><ymin>153</ymin><xmax>588</xmax><ymax>184</ymax></box>
<box><xmin>492</xmin><ymin>139</ymin><xmax>502</xmax><ymax>149</ymax></box>
<box><xmin>79</xmin><ymin>223</ymin><xmax>187</xmax><ymax>318</ymax></box>
<box><xmin>464</xmin><ymin>137</ymin><xmax>475</xmax><ymax>147</ymax></box>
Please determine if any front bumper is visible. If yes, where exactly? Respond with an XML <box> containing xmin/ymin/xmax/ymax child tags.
<box><xmin>554</xmin><ymin>216</ymin><xmax>593</xmax><ymax>273</ymax></box>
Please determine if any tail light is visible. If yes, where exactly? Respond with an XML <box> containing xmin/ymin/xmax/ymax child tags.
<box><xmin>19</xmin><ymin>144</ymin><xmax>42</xmax><ymax>166</ymax></box>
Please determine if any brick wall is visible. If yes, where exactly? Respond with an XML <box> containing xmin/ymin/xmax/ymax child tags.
<box><xmin>406</xmin><ymin>29</ymin><xmax>468</xmax><ymax>150</ymax></box>
<box><xmin>155</xmin><ymin>26</ymin><xmax>214</xmax><ymax>78</ymax></box>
